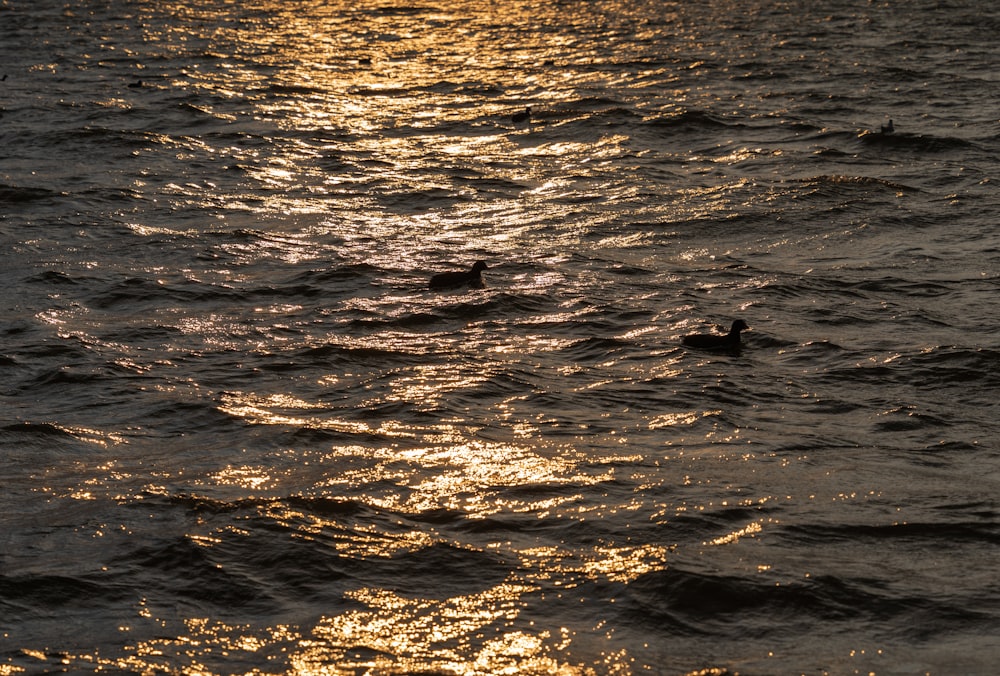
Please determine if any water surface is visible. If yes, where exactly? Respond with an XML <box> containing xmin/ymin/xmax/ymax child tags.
<box><xmin>2</xmin><ymin>0</ymin><xmax>999</xmax><ymax>674</ymax></box>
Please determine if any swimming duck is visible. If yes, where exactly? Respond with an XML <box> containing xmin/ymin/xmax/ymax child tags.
<box><xmin>429</xmin><ymin>260</ymin><xmax>489</xmax><ymax>290</ymax></box>
<box><xmin>512</xmin><ymin>106</ymin><xmax>531</xmax><ymax>124</ymax></box>
<box><xmin>880</xmin><ymin>119</ymin><xmax>894</xmax><ymax>134</ymax></box>
<box><xmin>682</xmin><ymin>319</ymin><xmax>750</xmax><ymax>350</ymax></box>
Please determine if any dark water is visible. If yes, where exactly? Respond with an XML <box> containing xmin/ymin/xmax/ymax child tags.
<box><xmin>2</xmin><ymin>0</ymin><xmax>999</xmax><ymax>674</ymax></box>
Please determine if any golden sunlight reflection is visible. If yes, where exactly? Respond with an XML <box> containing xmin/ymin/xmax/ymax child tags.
<box><xmin>580</xmin><ymin>545</ymin><xmax>671</xmax><ymax>584</ymax></box>
<box><xmin>263</xmin><ymin>501</ymin><xmax>438</xmax><ymax>559</ymax></box>
<box><xmin>492</xmin><ymin>333</ymin><xmax>576</xmax><ymax>355</ymax></box>
<box><xmin>295</xmin><ymin>582</ymin><xmax>592</xmax><ymax>676</ymax></box>
<box><xmin>521</xmin><ymin>544</ymin><xmax>671</xmax><ymax>586</ymax></box>
<box><xmin>58</xmin><ymin>424</ymin><xmax>128</xmax><ymax>448</ymax></box>
<box><xmin>211</xmin><ymin>464</ymin><xmax>274</xmax><ymax>491</ymax></box>
<box><xmin>706</xmin><ymin>521</ymin><xmax>763</xmax><ymax>547</ymax></box>
<box><xmin>107</xmin><ymin>618</ymin><xmax>298</xmax><ymax>674</ymax></box>
<box><xmin>218</xmin><ymin>391</ymin><xmax>382</xmax><ymax>436</ymax></box>
<box><xmin>388</xmin><ymin>441</ymin><xmax>607</xmax><ymax>516</ymax></box>
<box><xmin>649</xmin><ymin>410</ymin><xmax>722</xmax><ymax>430</ymax></box>
<box><xmin>387</xmin><ymin>363</ymin><xmax>490</xmax><ymax>408</ymax></box>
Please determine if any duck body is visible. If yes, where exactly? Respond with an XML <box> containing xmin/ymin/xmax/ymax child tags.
<box><xmin>682</xmin><ymin>319</ymin><xmax>750</xmax><ymax>350</ymax></box>
<box><xmin>512</xmin><ymin>106</ymin><xmax>531</xmax><ymax>124</ymax></box>
<box><xmin>881</xmin><ymin>119</ymin><xmax>894</xmax><ymax>134</ymax></box>
<box><xmin>429</xmin><ymin>260</ymin><xmax>489</xmax><ymax>290</ymax></box>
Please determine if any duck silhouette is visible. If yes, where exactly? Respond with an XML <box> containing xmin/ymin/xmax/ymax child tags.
<box><xmin>682</xmin><ymin>319</ymin><xmax>750</xmax><ymax>350</ymax></box>
<box><xmin>880</xmin><ymin>119</ymin><xmax>894</xmax><ymax>134</ymax></box>
<box><xmin>511</xmin><ymin>106</ymin><xmax>531</xmax><ymax>125</ymax></box>
<box><xmin>429</xmin><ymin>260</ymin><xmax>489</xmax><ymax>290</ymax></box>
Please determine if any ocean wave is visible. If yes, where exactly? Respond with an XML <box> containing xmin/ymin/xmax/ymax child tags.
<box><xmin>644</xmin><ymin>110</ymin><xmax>742</xmax><ymax>131</ymax></box>
<box><xmin>623</xmin><ymin>566</ymin><xmax>987</xmax><ymax>636</ymax></box>
<box><xmin>781</xmin><ymin>521</ymin><xmax>1000</xmax><ymax>546</ymax></box>
<box><xmin>858</xmin><ymin>130</ymin><xmax>977</xmax><ymax>152</ymax></box>
<box><xmin>556</xmin><ymin>336</ymin><xmax>632</xmax><ymax>362</ymax></box>
<box><xmin>21</xmin><ymin>366</ymin><xmax>108</xmax><ymax>390</ymax></box>
<box><xmin>117</xmin><ymin>535</ymin><xmax>276</xmax><ymax>609</ymax></box>
<box><xmin>0</xmin><ymin>421</ymin><xmax>81</xmax><ymax>442</ymax></box>
<box><xmin>27</xmin><ymin>270</ymin><xmax>88</xmax><ymax>286</ymax></box>
<box><xmin>4</xmin><ymin>0</ymin><xmax>1000</xmax><ymax>671</ymax></box>
<box><xmin>0</xmin><ymin>573</ymin><xmax>116</xmax><ymax>609</ymax></box>
<box><xmin>0</xmin><ymin>182</ymin><xmax>62</xmax><ymax>203</ymax></box>
<box><xmin>374</xmin><ymin>542</ymin><xmax>513</xmax><ymax>598</ymax></box>
<box><xmin>826</xmin><ymin>346</ymin><xmax>1000</xmax><ymax>393</ymax></box>
<box><xmin>793</xmin><ymin>174</ymin><xmax>917</xmax><ymax>193</ymax></box>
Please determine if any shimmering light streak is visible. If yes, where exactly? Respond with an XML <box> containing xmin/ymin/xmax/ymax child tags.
<box><xmin>392</xmin><ymin>441</ymin><xmax>608</xmax><ymax>516</ymax></box>
<box><xmin>297</xmin><ymin>582</ymin><xmax>582</xmax><ymax>675</ymax></box>
<box><xmin>521</xmin><ymin>544</ymin><xmax>672</xmax><ymax>585</ymax></box>
<box><xmin>211</xmin><ymin>465</ymin><xmax>274</xmax><ymax>491</ymax></box>
<box><xmin>707</xmin><ymin>521</ymin><xmax>763</xmax><ymax>546</ymax></box>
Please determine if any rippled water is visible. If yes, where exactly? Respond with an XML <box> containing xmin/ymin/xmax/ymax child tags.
<box><xmin>2</xmin><ymin>0</ymin><xmax>999</xmax><ymax>674</ymax></box>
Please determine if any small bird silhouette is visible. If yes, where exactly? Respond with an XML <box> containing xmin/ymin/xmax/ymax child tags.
<box><xmin>429</xmin><ymin>260</ymin><xmax>490</xmax><ymax>290</ymax></box>
<box><xmin>512</xmin><ymin>106</ymin><xmax>531</xmax><ymax>125</ymax></box>
<box><xmin>682</xmin><ymin>319</ymin><xmax>750</xmax><ymax>351</ymax></box>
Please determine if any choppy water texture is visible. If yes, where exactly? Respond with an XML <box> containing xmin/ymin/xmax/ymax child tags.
<box><xmin>2</xmin><ymin>0</ymin><xmax>999</xmax><ymax>674</ymax></box>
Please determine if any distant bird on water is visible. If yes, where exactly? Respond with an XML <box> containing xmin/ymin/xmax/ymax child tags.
<box><xmin>511</xmin><ymin>106</ymin><xmax>531</xmax><ymax>125</ymax></box>
<box><xmin>429</xmin><ymin>260</ymin><xmax>489</xmax><ymax>290</ymax></box>
<box><xmin>127</xmin><ymin>79</ymin><xmax>144</xmax><ymax>89</ymax></box>
<box><xmin>682</xmin><ymin>319</ymin><xmax>750</xmax><ymax>350</ymax></box>
<box><xmin>880</xmin><ymin>119</ymin><xmax>894</xmax><ymax>134</ymax></box>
